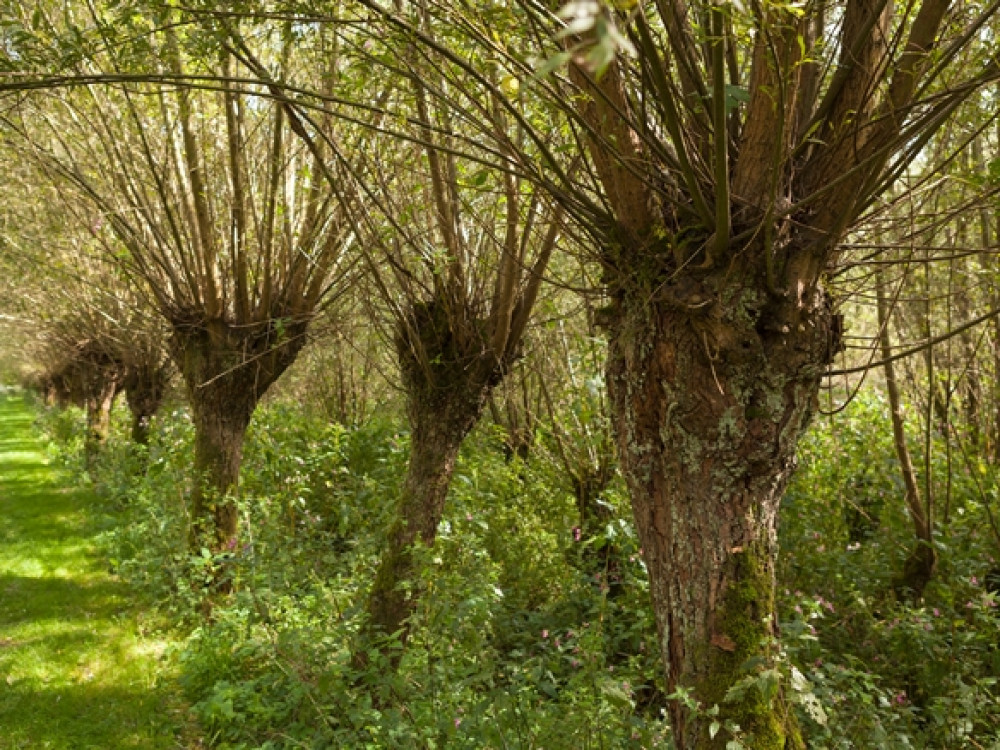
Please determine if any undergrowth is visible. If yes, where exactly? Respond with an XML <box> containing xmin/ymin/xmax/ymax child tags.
<box><xmin>35</xmin><ymin>388</ymin><xmax>1000</xmax><ymax>749</ymax></box>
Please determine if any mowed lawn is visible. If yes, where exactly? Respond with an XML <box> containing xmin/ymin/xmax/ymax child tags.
<box><xmin>0</xmin><ymin>394</ymin><xmax>197</xmax><ymax>749</ymax></box>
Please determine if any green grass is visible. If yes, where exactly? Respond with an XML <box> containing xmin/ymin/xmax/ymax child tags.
<box><xmin>0</xmin><ymin>394</ymin><xmax>198</xmax><ymax>750</ymax></box>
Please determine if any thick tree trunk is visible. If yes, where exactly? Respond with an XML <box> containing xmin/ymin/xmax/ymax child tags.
<box><xmin>170</xmin><ymin>319</ymin><xmax>305</xmax><ymax>556</ymax></box>
<box><xmin>188</xmin><ymin>395</ymin><xmax>252</xmax><ymax>552</ymax></box>
<box><xmin>361</xmin><ymin>300</ymin><xmax>502</xmax><ymax>665</ymax></box>
<box><xmin>364</xmin><ymin>406</ymin><xmax>474</xmax><ymax>651</ymax></box>
<box><xmin>605</xmin><ymin>274</ymin><xmax>836</xmax><ymax>749</ymax></box>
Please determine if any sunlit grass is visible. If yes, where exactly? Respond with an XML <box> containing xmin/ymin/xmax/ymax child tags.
<box><xmin>0</xmin><ymin>394</ymin><xmax>199</xmax><ymax>750</ymax></box>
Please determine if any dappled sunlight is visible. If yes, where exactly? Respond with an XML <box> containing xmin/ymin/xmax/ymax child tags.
<box><xmin>0</xmin><ymin>395</ymin><xmax>195</xmax><ymax>749</ymax></box>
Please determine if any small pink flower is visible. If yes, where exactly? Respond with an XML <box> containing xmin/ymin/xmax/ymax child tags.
<box><xmin>466</xmin><ymin>512</ymin><xmax>473</xmax><ymax>521</ymax></box>
<box><xmin>894</xmin><ymin>692</ymin><xmax>907</xmax><ymax>705</ymax></box>
<box><xmin>542</xmin><ymin>629</ymin><xmax>549</xmax><ymax>639</ymax></box>
<box><xmin>972</xmin><ymin>576</ymin><xmax>979</xmax><ymax>586</ymax></box>
<box><xmin>933</xmin><ymin>608</ymin><xmax>941</xmax><ymax>617</ymax></box>
<box><xmin>573</xmin><ymin>527</ymin><xmax>581</xmax><ymax>542</ymax></box>
<box><xmin>454</xmin><ymin>718</ymin><xmax>461</xmax><ymax>728</ymax></box>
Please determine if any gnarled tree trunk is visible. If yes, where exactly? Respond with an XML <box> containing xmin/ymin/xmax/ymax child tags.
<box><xmin>364</xmin><ymin>392</ymin><xmax>483</xmax><ymax>648</ymax></box>
<box><xmin>362</xmin><ymin>300</ymin><xmax>505</xmax><ymax>662</ymax></box>
<box><xmin>170</xmin><ymin>318</ymin><xmax>306</xmax><ymax>555</ymax></box>
<box><xmin>606</xmin><ymin>267</ymin><xmax>837</xmax><ymax>749</ymax></box>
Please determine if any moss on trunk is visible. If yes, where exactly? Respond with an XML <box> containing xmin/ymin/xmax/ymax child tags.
<box><xmin>693</xmin><ymin>546</ymin><xmax>804</xmax><ymax>749</ymax></box>
<box><xmin>604</xmin><ymin>256</ymin><xmax>838</xmax><ymax>749</ymax></box>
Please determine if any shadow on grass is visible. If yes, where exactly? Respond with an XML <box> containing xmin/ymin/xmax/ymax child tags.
<box><xmin>0</xmin><ymin>680</ymin><xmax>186</xmax><ymax>750</ymax></box>
<box><xmin>0</xmin><ymin>395</ymin><xmax>199</xmax><ymax>749</ymax></box>
<box><xmin>0</xmin><ymin>573</ymin><xmax>125</xmax><ymax>625</ymax></box>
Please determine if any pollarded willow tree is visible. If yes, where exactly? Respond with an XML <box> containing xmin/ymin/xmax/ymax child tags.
<box><xmin>0</xmin><ymin>161</ymin><xmax>173</xmax><ymax>452</ymax></box>
<box><xmin>327</xmin><ymin>0</ymin><xmax>1000</xmax><ymax>745</ymax></box>
<box><xmin>4</xmin><ymin>18</ymin><xmax>359</xmax><ymax>557</ymax></box>
<box><xmin>33</xmin><ymin>288</ymin><xmax>172</xmax><ymax>453</ymax></box>
<box><xmin>227</xmin><ymin>20</ymin><xmax>568</xmax><ymax>657</ymax></box>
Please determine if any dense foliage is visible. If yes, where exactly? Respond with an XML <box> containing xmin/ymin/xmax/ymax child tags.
<box><xmin>32</xmin><ymin>385</ymin><xmax>1000</xmax><ymax>749</ymax></box>
<box><xmin>1</xmin><ymin>0</ymin><xmax>997</xmax><ymax>745</ymax></box>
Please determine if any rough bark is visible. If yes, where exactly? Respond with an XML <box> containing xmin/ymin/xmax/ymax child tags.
<box><xmin>605</xmin><ymin>260</ymin><xmax>837</xmax><ymax>749</ymax></box>
<box><xmin>170</xmin><ymin>317</ymin><xmax>306</xmax><ymax>554</ymax></box>
<box><xmin>361</xmin><ymin>299</ymin><xmax>505</xmax><ymax>663</ymax></box>
<box><xmin>124</xmin><ymin>363</ymin><xmax>171</xmax><ymax>446</ymax></box>
<box><xmin>363</xmin><ymin>403</ymin><xmax>476</xmax><ymax>651</ymax></box>
<box><xmin>529</xmin><ymin>0</ymin><xmax>954</xmax><ymax>741</ymax></box>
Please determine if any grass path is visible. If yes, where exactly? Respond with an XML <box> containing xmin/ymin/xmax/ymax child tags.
<box><xmin>0</xmin><ymin>394</ymin><xmax>198</xmax><ymax>749</ymax></box>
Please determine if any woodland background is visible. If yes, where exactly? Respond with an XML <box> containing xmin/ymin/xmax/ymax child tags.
<box><xmin>0</xmin><ymin>0</ymin><xmax>999</xmax><ymax>747</ymax></box>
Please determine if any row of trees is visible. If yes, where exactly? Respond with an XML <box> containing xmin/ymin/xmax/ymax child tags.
<box><xmin>1</xmin><ymin>0</ymin><xmax>998</xmax><ymax>746</ymax></box>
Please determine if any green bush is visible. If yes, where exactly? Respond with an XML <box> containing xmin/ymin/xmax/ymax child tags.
<box><xmin>35</xmin><ymin>387</ymin><xmax>1000</xmax><ymax>748</ymax></box>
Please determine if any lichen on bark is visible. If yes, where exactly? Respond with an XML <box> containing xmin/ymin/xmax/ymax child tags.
<box><xmin>604</xmin><ymin>256</ymin><xmax>836</xmax><ymax>749</ymax></box>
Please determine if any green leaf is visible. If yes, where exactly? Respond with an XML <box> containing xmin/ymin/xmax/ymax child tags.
<box><xmin>535</xmin><ymin>51</ymin><xmax>572</xmax><ymax>78</ymax></box>
<box><xmin>470</xmin><ymin>168</ymin><xmax>490</xmax><ymax>187</ymax></box>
